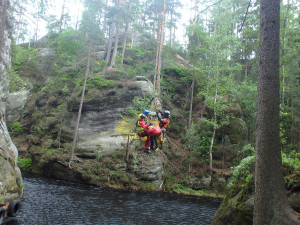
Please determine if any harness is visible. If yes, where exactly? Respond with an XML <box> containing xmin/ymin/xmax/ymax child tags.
<box><xmin>136</xmin><ymin>120</ymin><xmax>145</xmax><ymax>133</ymax></box>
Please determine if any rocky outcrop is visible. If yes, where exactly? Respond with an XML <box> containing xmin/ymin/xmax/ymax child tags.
<box><xmin>0</xmin><ymin>122</ymin><xmax>23</xmax><ymax>203</ymax></box>
<box><xmin>63</xmin><ymin>75</ymin><xmax>155</xmax><ymax>158</ymax></box>
<box><xmin>0</xmin><ymin>0</ymin><xmax>23</xmax><ymax>204</ymax></box>
<box><xmin>6</xmin><ymin>91</ymin><xmax>30</xmax><ymax>121</ymax></box>
<box><xmin>12</xmin><ymin>72</ymin><xmax>167</xmax><ymax>190</ymax></box>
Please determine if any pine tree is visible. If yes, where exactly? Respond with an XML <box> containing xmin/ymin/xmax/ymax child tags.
<box><xmin>254</xmin><ymin>0</ymin><xmax>299</xmax><ymax>223</ymax></box>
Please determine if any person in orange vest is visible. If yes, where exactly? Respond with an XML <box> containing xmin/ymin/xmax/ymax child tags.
<box><xmin>156</xmin><ymin>110</ymin><xmax>170</xmax><ymax>144</ymax></box>
<box><xmin>136</xmin><ymin>114</ymin><xmax>151</xmax><ymax>154</ymax></box>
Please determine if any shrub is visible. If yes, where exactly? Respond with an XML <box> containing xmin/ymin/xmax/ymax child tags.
<box><xmin>282</xmin><ymin>151</ymin><xmax>300</xmax><ymax>171</ymax></box>
<box><xmin>227</xmin><ymin>155</ymin><xmax>255</xmax><ymax>189</ymax></box>
<box><xmin>184</xmin><ymin>119</ymin><xmax>214</xmax><ymax>157</ymax></box>
<box><xmin>11</xmin><ymin>122</ymin><xmax>22</xmax><ymax>134</ymax></box>
<box><xmin>17</xmin><ymin>157</ymin><xmax>32</xmax><ymax>170</ymax></box>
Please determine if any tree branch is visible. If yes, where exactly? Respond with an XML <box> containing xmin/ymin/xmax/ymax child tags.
<box><xmin>239</xmin><ymin>0</ymin><xmax>252</xmax><ymax>33</ymax></box>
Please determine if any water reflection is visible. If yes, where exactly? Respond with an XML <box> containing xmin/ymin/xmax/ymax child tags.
<box><xmin>3</xmin><ymin>174</ymin><xmax>220</xmax><ymax>225</ymax></box>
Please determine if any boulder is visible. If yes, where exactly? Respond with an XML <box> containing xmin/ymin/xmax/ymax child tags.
<box><xmin>132</xmin><ymin>151</ymin><xmax>165</xmax><ymax>190</ymax></box>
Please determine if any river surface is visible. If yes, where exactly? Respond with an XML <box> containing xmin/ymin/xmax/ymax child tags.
<box><xmin>3</xmin><ymin>175</ymin><xmax>220</xmax><ymax>225</ymax></box>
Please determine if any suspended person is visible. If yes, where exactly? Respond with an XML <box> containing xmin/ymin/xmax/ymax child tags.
<box><xmin>136</xmin><ymin>114</ymin><xmax>151</xmax><ymax>154</ymax></box>
<box><xmin>145</xmin><ymin>123</ymin><xmax>162</xmax><ymax>151</ymax></box>
<box><xmin>156</xmin><ymin>110</ymin><xmax>170</xmax><ymax>145</ymax></box>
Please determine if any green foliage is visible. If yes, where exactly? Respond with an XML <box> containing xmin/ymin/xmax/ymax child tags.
<box><xmin>17</xmin><ymin>157</ymin><xmax>32</xmax><ymax>170</ymax></box>
<box><xmin>56</xmin><ymin>29</ymin><xmax>86</xmax><ymax>63</ymax></box>
<box><xmin>132</xmin><ymin>152</ymin><xmax>138</xmax><ymax>171</ymax></box>
<box><xmin>76</xmin><ymin>75</ymin><xmax>114</xmax><ymax>89</ymax></box>
<box><xmin>127</xmin><ymin>97</ymin><xmax>152</xmax><ymax>117</ymax></box>
<box><xmin>233</xmin><ymin>82</ymin><xmax>257</xmax><ymax>144</ymax></box>
<box><xmin>227</xmin><ymin>155</ymin><xmax>255</xmax><ymax>189</ymax></box>
<box><xmin>93</xmin><ymin>60</ymin><xmax>106</xmax><ymax>73</ymax></box>
<box><xmin>183</xmin><ymin>119</ymin><xmax>214</xmax><ymax>157</ymax></box>
<box><xmin>10</xmin><ymin>122</ymin><xmax>22</xmax><ymax>134</ymax></box>
<box><xmin>8</xmin><ymin>69</ymin><xmax>32</xmax><ymax>92</ymax></box>
<box><xmin>282</xmin><ymin>151</ymin><xmax>300</xmax><ymax>171</ymax></box>
<box><xmin>12</xmin><ymin>45</ymin><xmax>38</xmax><ymax>71</ymax></box>
<box><xmin>237</xmin><ymin>144</ymin><xmax>255</xmax><ymax>160</ymax></box>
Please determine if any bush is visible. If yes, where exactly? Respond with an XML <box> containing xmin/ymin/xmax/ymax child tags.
<box><xmin>17</xmin><ymin>157</ymin><xmax>32</xmax><ymax>170</ymax></box>
<box><xmin>282</xmin><ymin>151</ymin><xmax>300</xmax><ymax>171</ymax></box>
<box><xmin>227</xmin><ymin>155</ymin><xmax>255</xmax><ymax>189</ymax></box>
<box><xmin>11</xmin><ymin>122</ymin><xmax>22</xmax><ymax>134</ymax></box>
<box><xmin>184</xmin><ymin>119</ymin><xmax>214</xmax><ymax>157</ymax></box>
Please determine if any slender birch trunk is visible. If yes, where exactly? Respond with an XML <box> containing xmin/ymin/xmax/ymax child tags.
<box><xmin>188</xmin><ymin>77</ymin><xmax>194</xmax><ymax>129</ymax></box>
<box><xmin>69</xmin><ymin>44</ymin><xmax>91</xmax><ymax>167</ymax></box>
<box><xmin>106</xmin><ymin>23</ymin><xmax>115</xmax><ymax>64</ymax></box>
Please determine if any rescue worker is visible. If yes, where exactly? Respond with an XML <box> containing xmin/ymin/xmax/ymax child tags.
<box><xmin>146</xmin><ymin>123</ymin><xmax>162</xmax><ymax>151</ymax></box>
<box><xmin>156</xmin><ymin>110</ymin><xmax>170</xmax><ymax>145</ymax></box>
<box><xmin>136</xmin><ymin>114</ymin><xmax>151</xmax><ymax>153</ymax></box>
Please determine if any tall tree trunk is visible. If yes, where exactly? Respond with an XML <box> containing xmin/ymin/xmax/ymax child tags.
<box><xmin>58</xmin><ymin>0</ymin><xmax>66</xmax><ymax>33</ymax></box>
<box><xmin>15</xmin><ymin>5</ymin><xmax>24</xmax><ymax>44</ymax></box>
<box><xmin>105</xmin><ymin>22</ymin><xmax>115</xmax><ymax>64</ymax></box>
<box><xmin>209</xmin><ymin>97</ymin><xmax>217</xmax><ymax>176</ymax></box>
<box><xmin>109</xmin><ymin>22</ymin><xmax>120</xmax><ymax>67</ymax></box>
<box><xmin>169</xmin><ymin>12</ymin><xmax>173</xmax><ymax>47</ymax></box>
<box><xmin>110</xmin><ymin>0</ymin><xmax>122</xmax><ymax>68</ymax></box>
<box><xmin>120</xmin><ymin>1</ymin><xmax>131</xmax><ymax>67</ymax></box>
<box><xmin>188</xmin><ymin>77</ymin><xmax>194</xmax><ymax>129</ymax></box>
<box><xmin>254</xmin><ymin>0</ymin><xmax>299</xmax><ymax>224</ymax></box>
<box><xmin>154</xmin><ymin>18</ymin><xmax>161</xmax><ymax>85</ymax></box>
<box><xmin>154</xmin><ymin>0</ymin><xmax>166</xmax><ymax>94</ymax></box>
<box><xmin>69</xmin><ymin>44</ymin><xmax>91</xmax><ymax>167</ymax></box>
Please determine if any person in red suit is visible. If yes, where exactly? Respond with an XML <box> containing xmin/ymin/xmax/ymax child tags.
<box><xmin>136</xmin><ymin>114</ymin><xmax>151</xmax><ymax>153</ymax></box>
<box><xmin>145</xmin><ymin>124</ymin><xmax>162</xmax><ymax>151</ymax></box>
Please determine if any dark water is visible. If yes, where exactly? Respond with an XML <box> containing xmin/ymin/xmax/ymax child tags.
<box><xmin>4</xmin><ymin>175</ymin><xmax>220</xmax><ymax>225</ymax></box>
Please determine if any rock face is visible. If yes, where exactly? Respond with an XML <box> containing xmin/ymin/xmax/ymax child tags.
<box><xmin>0</xmin><ymin>122</ymin><xmax>23</xmax><ymax>203</ymax></box>
<box><xmin>64</xmin><ymin>75</ymin><xmax>155</xmax><ymax>158</ymax></box>
<box><xmin>0</xmin><ymin>0</ymin><xmax>23</xmax><ymax>203</ymax></box>
<box><xmin>13</xmin><ymin>72</ymin><xmax>166</xmax><ymax>190</ymax></box>
<box><xmin>6</xmin><ymin>91</ymin><xmax>30</xmax><ymax>121</ymax></box>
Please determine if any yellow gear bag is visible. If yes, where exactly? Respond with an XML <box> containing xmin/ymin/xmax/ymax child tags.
<box><xmin>140</xmin><ymin>136</ymin><xmax>147</xmax><ymax>142</ymax></box>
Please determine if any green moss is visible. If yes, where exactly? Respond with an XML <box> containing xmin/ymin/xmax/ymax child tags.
<box><xmin>76</xmin><ymin>75</ymin><xmax>113</xmax><ymax>89</ymax></box>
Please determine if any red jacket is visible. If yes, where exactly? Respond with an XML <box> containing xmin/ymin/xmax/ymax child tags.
<box><xmin>145</xmin><ymin>126</ymin><xmax>162</xmax><ymax>136</ymax></box>
<box><xmin>138</xmin><ymin>120</ymin><xmax>149</xmax><ymax>129</ymax></box>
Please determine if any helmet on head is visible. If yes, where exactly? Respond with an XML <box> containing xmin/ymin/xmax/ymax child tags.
<box><xmin>138</xmin><ymin>114</ymin><xmax>146</xmax><ymax>120</ymax></box>
<box><xmin>163</xmin><ymin>110</ymin><xmax>170</xmax><ymax>118</ymax></box>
